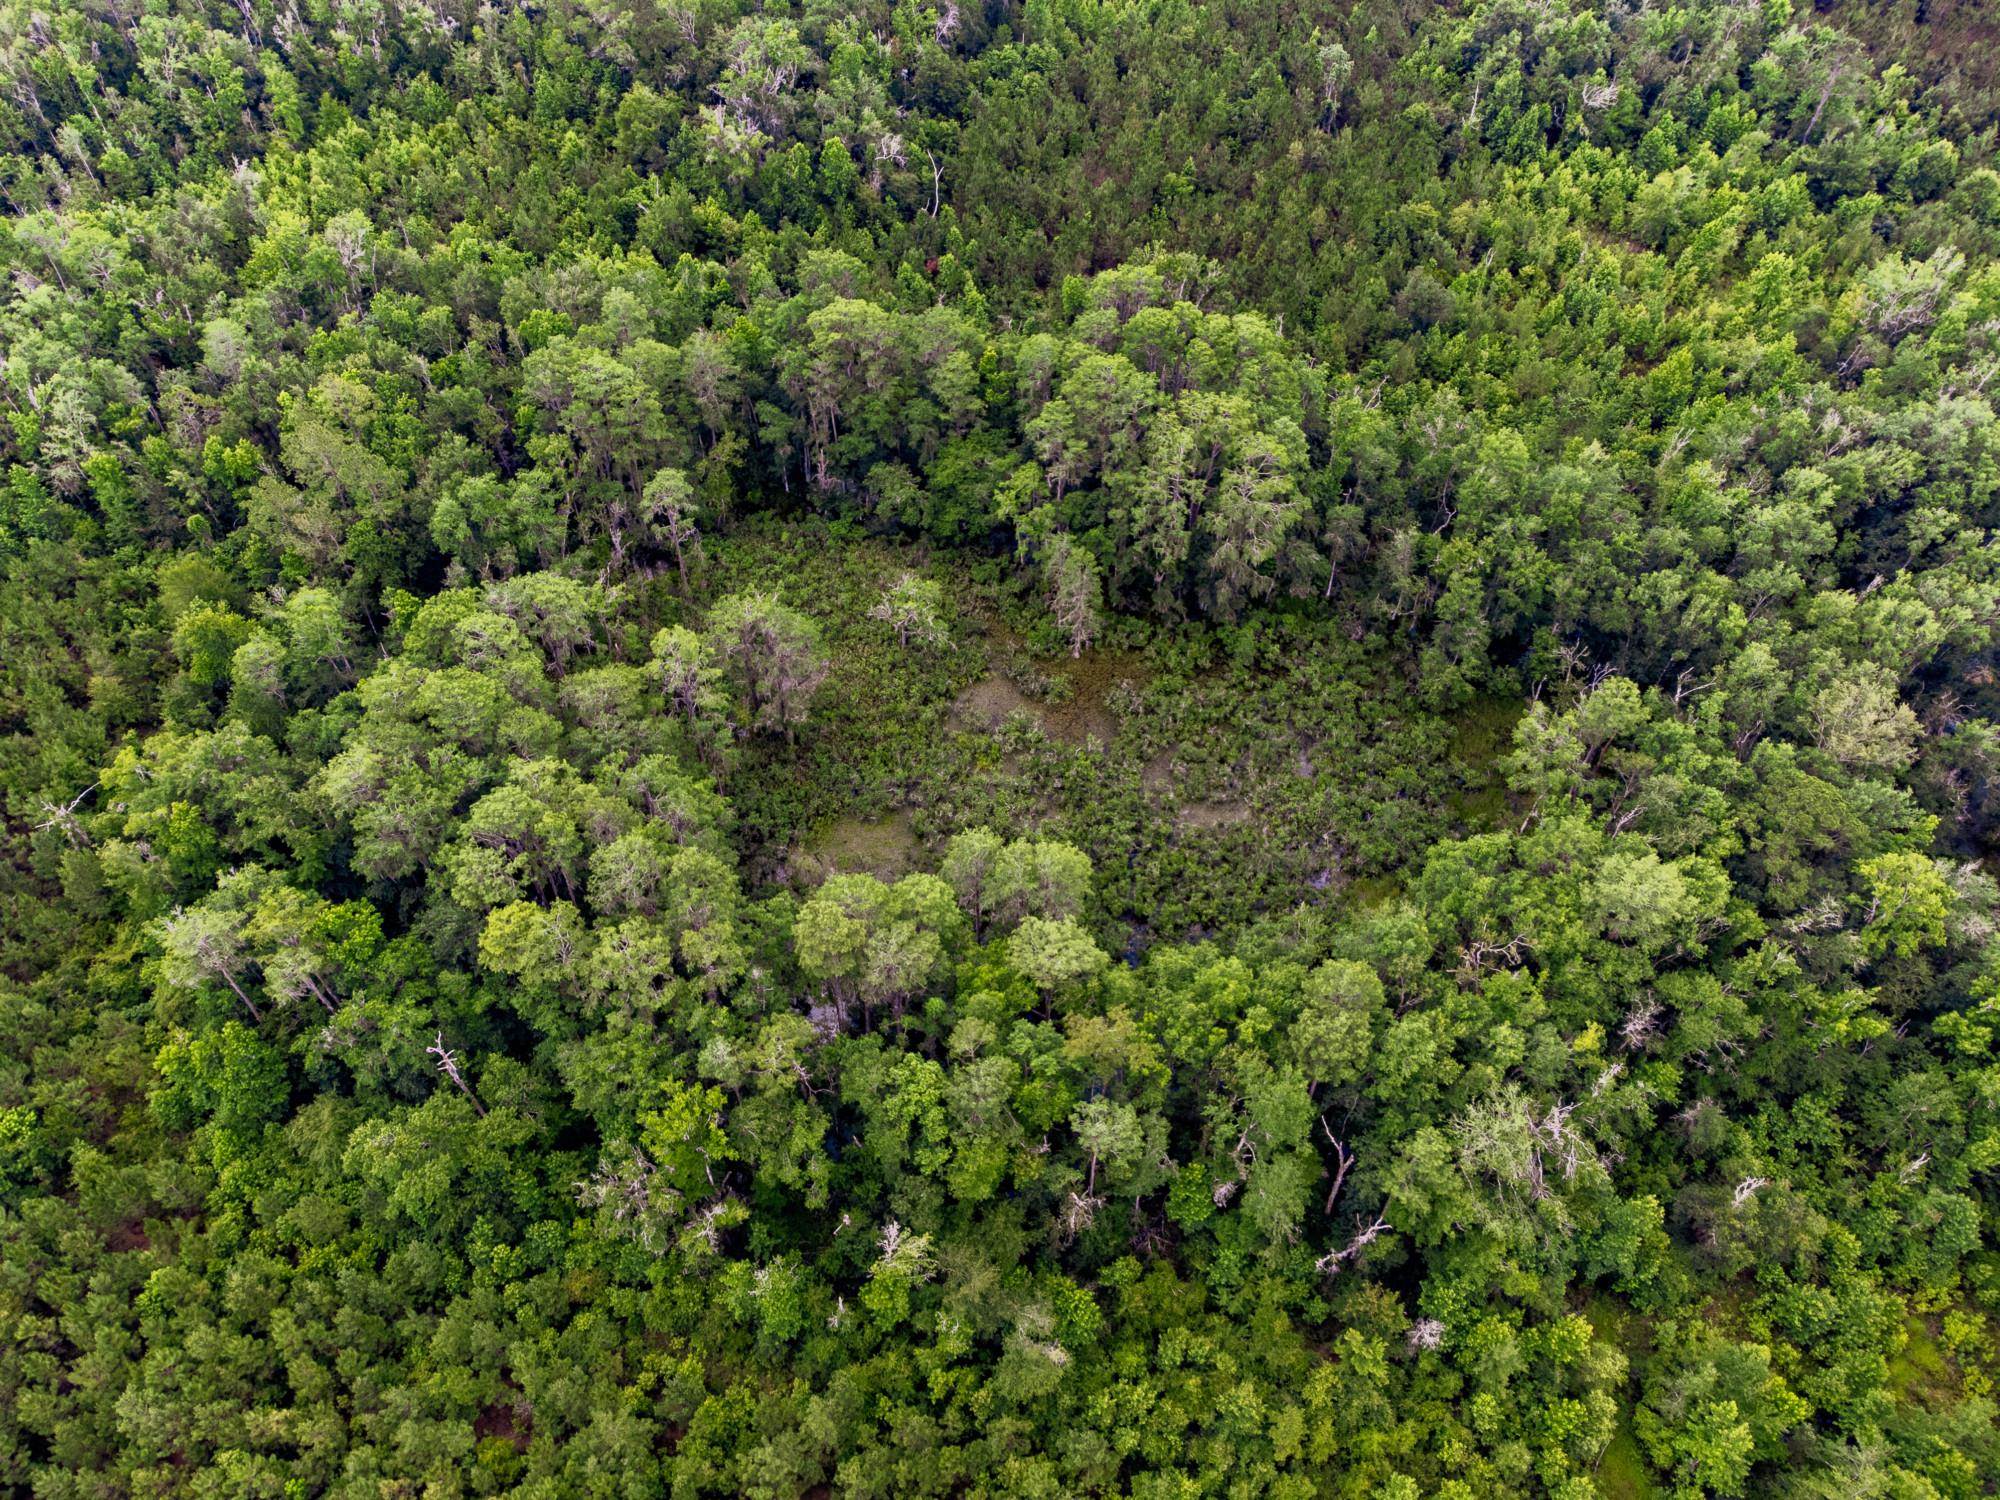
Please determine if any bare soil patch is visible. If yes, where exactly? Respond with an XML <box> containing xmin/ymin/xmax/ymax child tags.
<box><xmin>802</xmin><ymin>811</ymin><xmax>923</xmax><ymax>881</ymax></box>
<box><xmin>1175</xmin><ymin>800</ymin><xmax>1256</xmax><ymax>830</ymax></box>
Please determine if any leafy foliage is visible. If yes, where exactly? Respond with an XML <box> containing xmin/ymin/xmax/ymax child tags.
<box><xmin>3</xmin><ymin>1</ymin><xmax>2000</xmax><ymax>1496</ymax></box>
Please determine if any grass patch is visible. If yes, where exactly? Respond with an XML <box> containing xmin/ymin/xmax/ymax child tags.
<box><xmin>1447</xmin><ymin>693</ymin><xmax>1525</xmax><ymax>834</ymax></box>
<box><xmin>1340</xmin><ymin>874</ymin><xmax>1403</xmax><ymax>911</ymax></box>
<box><xmin>800</xmin><ymin>812</ymin><xmax>924</xmax><ymax>884</ymax></box>
<box><xmin>1594</xmin><ymin>1426</ymin><xmax>1659</xmax><ymax>1500</ymax></box>
<box><xmin>1888</xmin><ymin>1314</ymin><xmax>1956</xmax><ymax>1406</ymax></box>
<box><xmin>1579</xmin><ymin>1294</ymin><xmax>1660</xmax><ymax>1500</ymax></box>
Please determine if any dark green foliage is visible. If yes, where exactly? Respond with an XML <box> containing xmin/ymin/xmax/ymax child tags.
<box><xmin>3</xmin><ymin>1</ymin><xmax>2000</xmax><ymax>1496</ymax></box>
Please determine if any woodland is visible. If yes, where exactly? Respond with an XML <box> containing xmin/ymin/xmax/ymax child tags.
<box><xmin>3</xmin><ymin>0</ymin><xmax>2000</xmax><ymax>1496</ymax></box>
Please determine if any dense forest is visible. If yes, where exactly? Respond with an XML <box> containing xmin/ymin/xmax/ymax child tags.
<box><xmin>4</xmin><ymin>0</ymin><xmax>2000</xmax><ymax>1494</ymax></box>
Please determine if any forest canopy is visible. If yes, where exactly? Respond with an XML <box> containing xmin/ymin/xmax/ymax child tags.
<box><xmin>4</xmin><ymin>0</ymin><xmax>2000</xmax><ymax>1496</ymax></box>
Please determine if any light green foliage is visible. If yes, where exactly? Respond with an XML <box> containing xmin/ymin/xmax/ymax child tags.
<box><xmin>1009</xmin><ymin>916</ymin><xmax>1109</xmax><ymax>994</ymax></box>
<box><xmin>478</xmin><ymin>899</ymin><xmax>587</xmax><ymax>992</ymax></box>
<box><xmin>940</xmin><ymin>825</ymin><xmax>1008</xmax><ymax>936</ymax></box>
<box><xmin>707</xmin><ymin>590</ymin><xmax>830</xmax><ymax>742</ymax></box>
<box><xmin>169</xmin><ymin>602</ymin><xmax>252</xmax><ymax>689</ymax></box>
<box><xmin>869</xmin><ymin>571</ymin><xmax>950</xmax><ymax>651</ymax></box>
<box><xmin>1857</xmin><ymin>852</ymin><xmax>1953</xmax><ymax>958</ymax></box>
<box><xmin>991</xmin><ymin>837</ymin><xmax>1095</xmax><ymax>927</ymax></box>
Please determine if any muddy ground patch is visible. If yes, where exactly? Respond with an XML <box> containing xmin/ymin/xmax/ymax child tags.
<box><xmin>948</xmin><ymin>675</ymin><xmax>1040</xmax><ymax>733</ymax></box>
<box><xmin>1174</xmin><ymin>799</ymin><xmax>1256</xmax><ymax>831</ymax></box>
<box><xmin>947</xmin><ymin>644</ymin><xmax>1148</xmax><ymax>749</ymax></box>
<box><xmin>796</xmin><ymin>811</ymin><xmax>923</xmax><ymax>883</ymax></box>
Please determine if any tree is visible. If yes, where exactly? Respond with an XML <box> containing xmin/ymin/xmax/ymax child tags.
<box><xmin>431</xmin><ymin>472</ymin><xmax>564</xmax><ymax>579</ymax></box>
<box><xmin>1636</xmin><ymin>1338</ymin><xmax>1807</xmax><ymax>1499</ymax></box>
<box><xmin>1314</xmin><ymin>40</ymin><xmax>1352</xmax><ymax>127</ymax></box>
<box><xmin>794</xmin><ymin>872</ymin><xmax>961</xmax><ymax>1026</ymax></box>
<box><xmin>1811</xmin><ymin>672</ymin><xmax>1919</xmax><ymax>774</ymax></box>
<box><xmin>941</xmin><ymin>826</ymin><xmax>1006</xmax><ymax>936</ymax></box>
<box><xmin>707</xmin><ymin>592</ymin><xmax>829</xmax><ymax>743</ymax></box>
<box><xmin>991</xmin><ymin>838</ymin><xmax>1094</xmax><ymax>927</ymax></box>
<box><xmin>150</xmin><ymin>1021</ymin><xmax>288</xmax><ymax>1156</ymax></box>
<box><xmin>638</xmin><ymin>466</ymin><xmax>703</xmax><ymax>588</ymax></box>
<box><xmin>1009</xmin><ymin>916</ymin><xmax>1107</xmax><ymax>997</ymax></box>
<box><xmin>241</xmin><ymin>881</ymin><xmax>374</xmax><ymax>1017</ymax></box>
<box><xmin>1590</xmin><ymin>846</ymin><xmax>1699</xmax><ymax>951</ymax></box>
<box><xmin>157</xmin><ymin>902</ymin><xmax>262</xmax><ymax>1021</ymax></box>
<box><xmin>226</xmin><ymin>631</ymin><xmax>288</xmax><ymax>734</ymax></box>
<box><xmin>664</xmin><ymin>848</ymin><xmax>747</xmax><ymax>997</ymax></box>
<box><xmin>1666</xmin><ymin>1400</ymin><xmax>1755</xmax><ymax>1498</ymax></box>
<box><xmin>1042</xmin><ymin>534</ymin><xmax>1102</xmax><ymax>657</ymax></box>
<box><xmin>868</xmin><ymin>572</ymin><xmax>949</xmax><ymax>651</ymax></box>
<box><xmin>1288</xmin><ymin>960</ymin><xmax>1383</xmax><ymax>1092</ymax></box>
<box><xmin>277</xmin><ymin>586</ymin><xmax>358</xmax><ymax>697</ymax></box>
<box><xmin>486</xmin><ymin>574</ymin><xmax>603</xmax><ymax>679</ymax></box>
<box><xmin>1856</xmin><ymin>852</ymin><xmax>1951</xmax><ymax>958</ymax></box>
<box><xmin>478</xmin><ymin>900</ymin><xmax>588</xmax><ymax>997</ymax></box>
<box><xmin>588</xmin><ymin>830</ymin><xmax>672</xmax><ymax>918</ymax></box>
<box><xmin>1070</xmin><ymin>1096</ymin><xmax>1146</xmax><ymax>1201</ymax></box>
<box><xmin>650</xmin><ymin>625</ymin><xmax>731</xmax><ymax>764</ymax></box>
<box><xmin>170</xmin><ymin>602</ymin><xmax>253</xmax><ymax>690</ymax></box>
